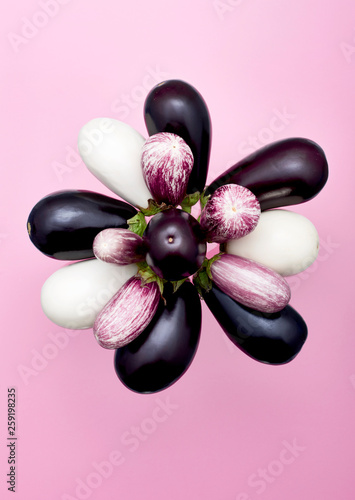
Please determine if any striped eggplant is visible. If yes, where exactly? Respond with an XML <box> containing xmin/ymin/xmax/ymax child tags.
<box><xmin>78</xmin><ymin>118</ymin><xmax>152</xmax><ymax>208</ymax></box>
<box><xmin>93</xmin><ymin>277</ymin><xmax>160</xmax><ymax>349</ymax></box>
<box><xmin>205</xmin><ymin>138</ymin><xmax>328</xmax><ymax>210</ymax></box>
<box><xmin>203</xmin><ymin>283</ymin><xmax>307</xmax><ymax>365</ymax></box>
<box><xmin>141</xmin><ymin>132</ymin><xmax>194</xmax><ymax>206</ymax></box>
<box><xmin>27</xmin><ymin>190</ymin><xmax>137</xmax><ymax>260</ymax></box>
<box><xmin>144</xmin><ymin>79</ymin><xmax>211</xmax><ymax>194</ymax></box>
<box><xmin>93</xmin><ymin>228</ymin><xmax>146</xmax><ymax>265</ymax></box>
<box><xmin>210</xmin><ymin>254</ymin><xmax>291</xmax><ymax>313</ymax></box>
<box><xmin>114</xmin><ymin>281</ymin><xmax>201</xmax><ymax>393</ymax></box>
<box><xmin>200</xmin><ymin>184</ymin><xmax>260</xmax><ymax>243</ymax></box>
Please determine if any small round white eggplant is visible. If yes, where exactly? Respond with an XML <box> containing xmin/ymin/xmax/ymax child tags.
<box><xmin>141</xmin><ymin>132</ymin><xmax>194</xmax><ymax>206</ymax></box>
<box><xmin>225</xmin><ymin>209</ymin><xmax>319</xmax><ymax>276</ymax></box>
<box><xmin>210</xmin><ymin>254</ymin><xmax>291</xmax><ymax>313</ymax></box>
<box><xmin>41</xmin><ymin>259</ymin><xmax>137</xmax><ymax>329</ymax></box>
<box><xmin>93</xmin><ymin>277</ymin><xmax>160</xmax><ymax>349</ymax></box>
<box><xmin>78</xmin><ymin>118</ymin><xmax>152</xmax><ymax>209</ymax></box>
<box><xmin>200</xmin><ymin>184</ymin><xmax>260</xmax><ymax>243</ymax></box>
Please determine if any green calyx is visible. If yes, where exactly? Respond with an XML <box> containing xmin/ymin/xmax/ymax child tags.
<box><xmin>180</xmin><ymin>191</ymin><xmax>201</xmax><ymax>214</ymax></box>
<box><xmin>193</xmin><ymin>253</ymin><xmax>223</xmax><ymax>298</ymax></box>
<box><xmin>136</xmin><ymin>261</ymin><xmax>166</xmax><ymax>296</ymax></box>
<box><xmin>136</xmin><ymin>261</ymin><xmax>188</xmax><ymax>297</ymax></box>
<box><xmin>127</xmin><ymin>212</ymin><xmax>147</xmax><ymax>237</ymax></box>
<box><xmin>199</xmin><ymin>189</ymin><xmax>211</xmax><ymax>211</ymax></box>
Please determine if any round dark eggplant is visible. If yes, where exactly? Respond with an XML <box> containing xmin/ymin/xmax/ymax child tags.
<box><xmin>27</xmin><ymin>190</ymin><xmax>137</xmax><ymax>260</ymax></box>
<box><xmin>203</xmin><ymin>283</ymin><xmax>308</xmax><ymax>364</ymax></box>
<box><xmin>114</xmin><ymin>281</ymin><xmax>201</xmax><ymax>394</ymax></box>
<box><xmin>205</xmin><ymin>138</ymin><xmax>328</xmax><ymax>210</ymax></box>
<box><xmin>144</xmin><ymin>79</ymin><xmax>212</xmax><ymax>194</ymax></box>
<box><xmin>144</xmin><ymin>208</ymin><xmax>206</xmax><ymax>281</ymax></box>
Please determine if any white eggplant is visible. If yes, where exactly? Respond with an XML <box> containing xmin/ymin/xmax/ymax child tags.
<box><xmin>78</xmin><ymin>118</ymin><xmax>152</xmax><ymax>208</ymax></box>
<box><xmin>225</xmin><ymin>209</ymin><xmax>319</xmax><ymax>276</ymax></box>
<box><xmin>210</xmin><ymin>254</ymin><xmax>291</xmax><ymax>313</ymax></box>
<box><xmin>41</xmin><ymin>259</ymin><xmax>137</xmax><ymax>329</ymax></box>
<box><xmin>200</xmin><ymin>184</ymin><xmax>260</xmax><ymax>243</ymax></box>
<box><xmin>93</xmin><ymin>277</ymin><xmax>160</xmax><ymax>349</ymax></box>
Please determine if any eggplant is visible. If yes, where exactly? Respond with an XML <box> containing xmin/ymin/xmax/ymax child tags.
<box><xmin>94</xmin><ymin>277</ymin><xmax>161</xmax><ymax>350</ymax></box>
<box><xmin>203</xmin><ymin>284</ymin><xmax>307</xmax><ymax>364</ymax></box>
<box><xmin>144</xmin><ymin>208</ymin><xmax>207</xmax><ymax>281</ymax></box>
<box><xmin>144</xmin><ymin>79</ymin><xmax>212</xmax><ymax>194</ymax></box>
<box><xmin>205</xmin><ymin>138</ymin><xmax>328</xmax><ymax>210</ymax></box>
<box><xmin>27</xmin><ymin>190</ymin><xmax>137</xmax><ymax>260</ymax></box>
<box><xmin>141</xmin><ymin>132</ymin><xmax>194</xmax><ymax>206</ymax></box>
<box><xmin>114</xmin><ymin>281</ymin><xmax>201</xmax><ymax>393</ymax></box>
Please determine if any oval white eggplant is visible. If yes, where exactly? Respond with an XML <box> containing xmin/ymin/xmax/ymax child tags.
<box><xmin>210</xmin><ymin>254</ymin><xmax>291</xmax><ymax>313</ymax></box>
<box><xmin>141</xmin><ymin>132</ymin><xmax>194</xmax><ymax>206</ymax></box>
<box><xmin>93</xmin><ymin>277</ymin><xmax>160</xmax><ymax>349</ymax></box>
<box><xmin>93</xmin><ymin>228</ymin><xmax>146</xmax><ymax>265</ymax></box>
<box><xmin>200</xmin><ymin>184</ymin><xmax>260</xmax><ymax>243</ymax></box>
<box><xmin>41</xmin><ymin>259</ymin><xmax>137</xmax><ymax>329</ymax></box>
<box><xmin>225</xmin><ymin>209</ymin><xmax>319</xmax><ymax>276</ymax></box>
<box><xmin>78</xmin><ymin>118</ymin><xmax>152</xmax><ymax>208</ymax></box>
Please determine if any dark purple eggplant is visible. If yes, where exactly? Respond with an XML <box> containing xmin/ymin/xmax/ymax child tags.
<box><xmin>144</xmin><ymin>79</ymin><xmax>212</xmax><ymax>194</ymax></box>
<box><xmin>205</xmin><ymin>138</ymin><xmax>328</xmax><ymax>210</ymax></box>
<box><xmin>27</xmin><ymin>190</ymin><xmax>137</xmax><ymax>260</ymax></box>
<box><xmin>203</xmin><ymin>283</ymin><xmax>307</xmax><ymax>364</ymax></box>
<box><xmin>144</xmin><ymin>208</ymin><xmax>206</xmax><ymax>281</ymax></box>
<box><xmin>114</xmin><ymin>281</ymin><xmax>201</xmax><ymax>393</ymax></box>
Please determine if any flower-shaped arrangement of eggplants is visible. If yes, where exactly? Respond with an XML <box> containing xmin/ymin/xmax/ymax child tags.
<box><xmin>27</xmin><ymin>79</ymin><xmax>328</xmax><ymax>394</ymax></box>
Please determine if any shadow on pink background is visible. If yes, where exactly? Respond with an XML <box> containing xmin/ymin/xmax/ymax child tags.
<box><xmin>1</xmin><ymin>1</ymin><xmax>355</xmax><ymax>499</ymax></box>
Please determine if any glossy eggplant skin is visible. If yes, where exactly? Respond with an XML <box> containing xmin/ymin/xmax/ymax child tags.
<box><xmin>203</xmin><ymin>284</ymin><xmax>307</xmax><ymax>365</ymax></box>
<box><xmin>114</xmin><ymin>282</ymin><xmax>201</xmax><ymax>394</ymax></box>
<box><xmin>205</xmin><ymin>138</ymin><xmax>328</xmax><ymax>211</ymax></box>
<box><xmin>27</xmin><ymin>190</ymin><xmax>137</xmax><ymax>260</ymax></box>
<box><xmin>144</xmin><ymin>79</ymin><xmax>212</xmax><ymax>194</ymax></box>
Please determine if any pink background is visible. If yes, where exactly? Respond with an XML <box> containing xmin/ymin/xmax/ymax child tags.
<box><xmin>2</xmin><ymin>1</ymin><xmax>355</xmax><ymax>498</ymax></box>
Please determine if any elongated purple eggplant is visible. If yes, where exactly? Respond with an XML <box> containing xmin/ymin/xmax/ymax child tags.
<box><xmin>205</xmin><ymin>138</ymin><xmax>328</xmax><ymax>210</ymax></box>
<box><xmin>93</xmin><ymin>277</ymin><xmax>160</xmax><ymax>349</ymax></box>
<box><xmin>210</xmin><ymin>254</ymin><xmax>291</xmax><ymax>313</ymax></box>
<box><xmin>27</xmin><ymin>190</ymin><xmax>137</xmax><ymax>260</ymax></box>
<box><xmin>144</xmin><ymin>208</ymin><xmax>206</xmax><ymax>281</ymax></box>
<box><xmin>93</xmin><ymin>228</ymin><xmax>146</xmax><ymax>265</ymax></box>
<box><xmin>114</xmin><ymin>281</ymin><xmax>201</xmax><ymax>393</ymax></box>
<box><xmin>144</xmin><ymin>79</ymin><xmax>211</xmax><ymax>194</ymax></box>
<box><xmin>200</xmin><ymin>184</ymin><xmax>260</xmax><ymax>243</ymax></box>
<box><xmin>203</xmin><ymin>283</ymin><xmax>307</xmax><ymax>364</ymax></box>
<box><xmin>141</xmin><ymin>132</ymin><xmax>194</xmax><ymax>206</ymax></box>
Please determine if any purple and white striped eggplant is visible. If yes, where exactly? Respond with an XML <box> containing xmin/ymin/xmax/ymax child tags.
<box><xmin>200</xmin><ymin>184</ymin><xmax>260</xmax><ymax>243</ymax></box>
<box><xmin>210</xmin><ymin>254</ymin><xmax>291</xmax><ymax>313</ymax></box>
<box><xmin>141</xmin><ymin>132</ymin><xmax>194</xmax><ymax>206</ymax></box>
<box><xmin>93</xmin><ymin>228</ymin><xmax>146</xmax><ymax>265</ymax></box>
<box><xmin>93</xmin><ymin>277</ymin><xmax>160</xmax><ymax>349</ymax></box>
